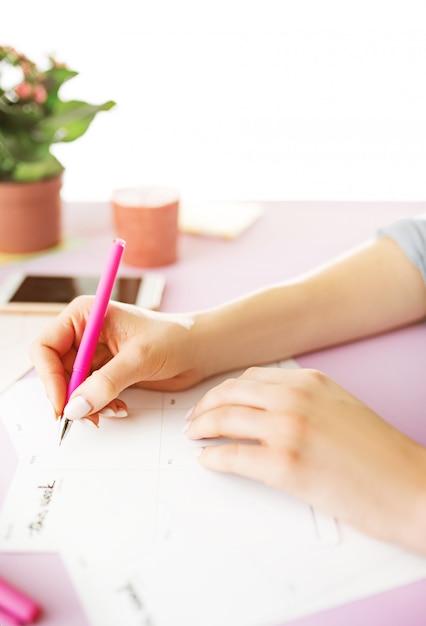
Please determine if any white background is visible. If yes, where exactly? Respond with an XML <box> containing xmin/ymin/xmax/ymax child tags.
<box><xmin>2</xmin><ymin>0</ymin><xmax>426</xmax><ymax>203</ymax></box>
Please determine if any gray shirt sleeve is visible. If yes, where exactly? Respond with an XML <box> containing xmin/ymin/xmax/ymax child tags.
<box><xmin>377</xmin><ymin>214</ymin><xmax>426</xmax><ymax>284</ymax></box>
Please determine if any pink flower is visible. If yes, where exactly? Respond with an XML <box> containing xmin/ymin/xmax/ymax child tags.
<box><xmin>33</xmin><ymin>85</ymin><xmax>47</xmax><ymax>104</ymax></box>
<box><xmin>14</xmin><ymin>82</ymin><xmax>32</xmax><ymax>99</ymax></box>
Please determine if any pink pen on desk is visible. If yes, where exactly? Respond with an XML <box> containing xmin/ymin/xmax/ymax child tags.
<box><xmin>0</xmin><ymin>605</ymin><xmax>21</xmax><ymax>626</ymax></box>
<box><xmin>0</xmin><ymin>575</ymin><xmax>41</xmax><ymax>624</ymax></box>
<box><xmin>58</xmin><ymin>238</ymin><xmax>126</xmax><ymax>445</ymax></box>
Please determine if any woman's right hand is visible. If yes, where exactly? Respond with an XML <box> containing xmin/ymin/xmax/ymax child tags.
<box><xmin>29</xmin><ymin>296</ymin><xmax>203</xmax><ymax>424</ymax></box>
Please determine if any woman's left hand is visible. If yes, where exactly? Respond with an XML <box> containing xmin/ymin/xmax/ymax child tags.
<box><xmin>184</xmin><ymin>366</ymin><xmax>426</xmax><ymax>552</ymax></box>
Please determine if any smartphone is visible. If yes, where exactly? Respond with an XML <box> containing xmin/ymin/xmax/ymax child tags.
<box><xmin>0</xmin><ymin>272</ymin><xmax>165</xmax><ymax>313</ymax></box>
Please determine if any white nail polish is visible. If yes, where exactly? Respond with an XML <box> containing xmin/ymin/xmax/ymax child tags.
<box><xmin>63</xmin><ymin>396</ymin><xmax>92</xmax><ymax>421</ymax></box>
<box><xmin>98</xmin><ymin>407</ymin><xmax>128</xmax><ymax>419</ymax></box>
<box><xmin>98</xmin><ymin>407</ymin><xmax>116</xmax><ymax>418</ymax></box>
<box><xmin>194</xmin><ymin>447</ymin><xmax>204</xmax><ymax>457</ymax></box>
<box><xmin>80</xmin><ymin>418</ymin><xmax>99</xmax><ymax>429</ymax></box>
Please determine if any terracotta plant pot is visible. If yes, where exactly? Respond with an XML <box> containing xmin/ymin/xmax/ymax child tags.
<box><xmin>112</xmin><ymin>186</ymin><xmax>180</xmax><ymax>267</ymax></box>
<box><xmin>0</xmin><ymin>175</ymin><xmax>62</xmax><ymax>254</ymax></box>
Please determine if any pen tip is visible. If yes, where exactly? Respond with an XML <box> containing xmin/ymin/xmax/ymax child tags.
<box><xmin>58</xmin><ymin>417</ymin><xmax>72</xmax><ymax>446</ymax></box>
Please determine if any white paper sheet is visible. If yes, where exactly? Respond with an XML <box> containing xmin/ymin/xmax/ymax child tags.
<box><xmin>0</xmin><ymin>313</ymin><xmax>53</xmax><ymax>394</ymax></box>
<box><xmin>1</xmin><ymin>360</ymin><xmax>426</xmax><ymax>626</ymax></box>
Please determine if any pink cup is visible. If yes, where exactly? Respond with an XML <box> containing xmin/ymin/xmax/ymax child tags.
<box><xmin>112</xmin><ymin>186</ymin><xmax>180</xmax><ymax>267</ymax></box>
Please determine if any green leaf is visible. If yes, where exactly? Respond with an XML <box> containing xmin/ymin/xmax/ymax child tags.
<box><xmin>0</xmin><ymin>127</ymin><xmax>17</xmax><ymax>179</ymax></box>
<box><xmin>12</xmin><ymin>153</ymin><xmax>64</xmax><ymax>182</ymax></box>
<box><xmin>43</xmin><ymin>66</ymin><xmax>79</xmax><ymax>112</ymax></box>
<box><xmin>45</xmin><ymin>66</ymin><xmax>78</xmax><ymax>90</ymax></box>
<box><xmin>33</xmin><ymin>99</ymin><xmax>116</xmax><ymax>144</ymax></box>
<box><xmin>2</xmin><ymin>127</ymin><xmax>50</xmax><ymax>162</ymax></box>
<box><xmin>0</xmin><ymin>97</ymin><xmax>45</xmax><ymax>129</ymax></box>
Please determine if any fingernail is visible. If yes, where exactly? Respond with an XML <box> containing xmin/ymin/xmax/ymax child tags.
<box><xmin>63</xmin><ymin>396</ymin><xmax>92</xmax><ymax>421</ymax></box>
<box><xmin>182</xmin><ymin>421</ymin><xmax>191</xmax><ymax>433</ymax></box>
<box><xmin>184</xmin><ymin>407</ymin><xmax>194</xmax><ymax>421</ymax></box>
<box><xmin>194</xmin><ymin>447</ymin><xmax>205</xmax><ymax>457</ymax></box>
<box><xmin>99</xmin><ymin>407</ymin><xmax>128</xmax><ymax>419</ymax></box>
<box><xmin>80</xmin><ymin>418</ymin><xmax>99</xmax><ymax>429</ymax></box>
<box><xmin>98</xmin><ymin>407</ymin><xmax>116</xmax><ymax>418</ymax></box>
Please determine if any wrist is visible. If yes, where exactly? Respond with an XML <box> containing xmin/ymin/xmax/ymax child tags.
<box><xmin>190</xmin><ymin>308</ymin><xmax>234</xmax><ymax>380</ymax></box>
<box><xmin>190</xmin><ymin>284</ymin><xmax>304</xmax><ymax>379</ymax></box>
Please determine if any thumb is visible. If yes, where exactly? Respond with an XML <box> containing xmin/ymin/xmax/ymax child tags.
<box><xmin>62</xmin><ymin>351</ymin><xmax>142</xmax><ymax>421</ymax></box>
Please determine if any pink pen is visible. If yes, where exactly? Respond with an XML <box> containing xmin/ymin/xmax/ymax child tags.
<box><xmin>58</xmin><ymin>238</ymin><xmax>126</xmax><ymax>444</ymax></box>
<box><xmin>0</xmin><ymin>575</ymin><xmax>41</xmax><ymax>624</ymax></box>
<box><xmin>0</xmin><ymin>605</ymin><xmax>21</xmax><ymax>626</ymax></box>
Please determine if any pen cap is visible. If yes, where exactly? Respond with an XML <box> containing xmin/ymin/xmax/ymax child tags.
<box><xmin>0</xmin><ymin>576</ymin><xmax>42</xmax><ymax>623</ymax></box>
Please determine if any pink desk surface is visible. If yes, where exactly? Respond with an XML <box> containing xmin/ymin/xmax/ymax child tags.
<box><xmin>1</xmin><ymin>200</ymin><xmax>426</xmax><ymax>625</ymax></box>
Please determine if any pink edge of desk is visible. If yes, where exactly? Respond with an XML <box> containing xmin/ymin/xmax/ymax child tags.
<box><xmin>1</xmin><ymin>200</ymin><xmax>426</xmax><ymax>626</ymax></box>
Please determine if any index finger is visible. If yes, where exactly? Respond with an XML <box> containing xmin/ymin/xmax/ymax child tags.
<box><xmin>190</xmin><ymin>367</ymin><xmax>301</xmax><ymax>419</ymax></box>
<box><xmin>29</xmin><ymin>299</ymin><xmax>92</xmax><ymax>415</ymax></box>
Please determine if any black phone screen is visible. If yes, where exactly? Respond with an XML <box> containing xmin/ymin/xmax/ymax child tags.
<box><xmin>10</xmin><ymin>275</ymin><xmax>142</xmax><ymax>305</ymax></box>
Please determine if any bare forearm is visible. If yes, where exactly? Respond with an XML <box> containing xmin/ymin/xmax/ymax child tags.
<box><xmin>194</xmin><ymin>237</ymin><xmax>426</xmax><ymax>378</ymax></box>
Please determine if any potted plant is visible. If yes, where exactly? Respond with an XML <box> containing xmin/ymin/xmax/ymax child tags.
<box><xmin>0</xmin><ymin>45</ymin><xmax>115</xmax><ymax>253</ymax></box>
